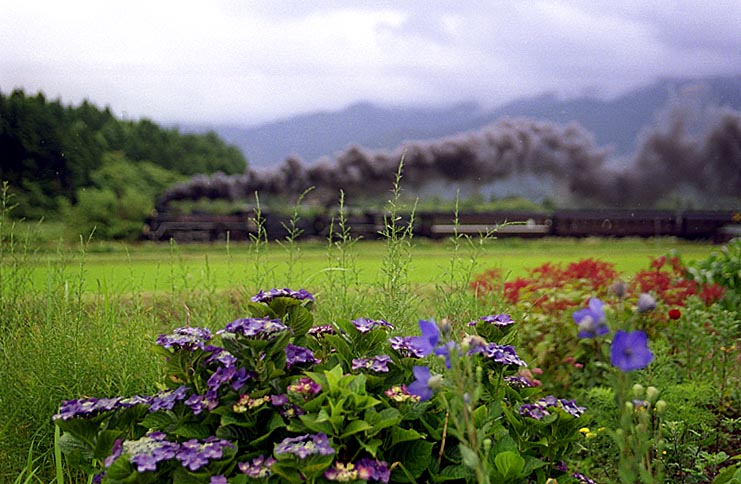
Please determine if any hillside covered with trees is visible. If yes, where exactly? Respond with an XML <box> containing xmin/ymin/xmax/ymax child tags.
<box><xmin>0</xmin><ymin>89</ymin><xmax>246</xmax><ymax>238</ymax></box>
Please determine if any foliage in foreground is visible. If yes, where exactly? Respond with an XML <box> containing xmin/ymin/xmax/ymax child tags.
<box><xmin>54</xmin><ymin>288</ymin><xmax>593</xmax><ymax>483</ymax></box>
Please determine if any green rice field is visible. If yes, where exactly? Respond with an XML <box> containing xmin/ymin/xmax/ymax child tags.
<box><xmin>27</xmin><ymin>237</ymin><xmax>720</xmax><ymax>295</ymax></box>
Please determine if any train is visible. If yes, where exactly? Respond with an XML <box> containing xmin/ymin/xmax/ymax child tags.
<box><xmin>144</xmin><ymin>208</ymin><xmax>741</xmax><ymax>243</ymax></box>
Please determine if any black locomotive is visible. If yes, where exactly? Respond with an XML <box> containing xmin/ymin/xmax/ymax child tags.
<box><xmin>145</xmin><ymin>208</ymin><xmax>740</xmax><ymax>243</ymax></box>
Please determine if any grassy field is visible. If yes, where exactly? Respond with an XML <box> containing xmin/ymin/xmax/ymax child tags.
<box><xmin>1</xmin><ymin>229</ymin><xmax>735</xmax><ymax>483</ymax></box>
<box><xmin>26</xmin><ymin>237</ymin><xmax>719</xmax><ymax>295</ymax></box>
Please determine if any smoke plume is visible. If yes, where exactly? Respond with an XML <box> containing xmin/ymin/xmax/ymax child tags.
<box><xmin>158</xmin><ymin>107</ymin><xmax>741</xmax><ymax>210</ymax></box>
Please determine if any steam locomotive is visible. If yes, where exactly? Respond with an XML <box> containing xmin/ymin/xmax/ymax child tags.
<box><xmin>144</xmin><ymin>209</ymin><xmax>741</xmax><ymax>243</ymax></box>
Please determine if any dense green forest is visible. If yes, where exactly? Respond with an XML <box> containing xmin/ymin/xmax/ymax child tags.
<box><xmin>0</xmin><ymin>89</ymin><xmax>246</xmax><ymax>238</ymax></box>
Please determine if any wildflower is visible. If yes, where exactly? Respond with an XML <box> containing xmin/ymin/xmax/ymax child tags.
<box><xmin>238</xmin><ymin>455</ymin><xmax>276</xmax><ymax>478</ymax></box>
<box><xmin>251</xmin><ymin>288</ymin><xmax>315</xmax><ymax>303</ymax></box>
<box><xmin>156</xmin><ymin>327</ymin><xmax>213</xmax><ymax>351</ymax></box>
<box><xmin>219</xmin><ymin>317</ymin><xmax>291</xmax><ymax>340</ymax></box>
<box><xmin>573</xmin><ymin>297</ymin><xmax>609</xmax><ymax>338</ymax></box>
<box><xmin>105</xmin><ymin>431</ymin><xmax>179</xmax><ymax>472</ymax></box>
<box><xmin>285</xmin><ymin>344</ymin><xmax>320</xmax><ymax>369</ymax></box>
<box><xmin>611</xmin><ymin>330</ymin><xmax>654</xmax><ymax>372</ymax></box>
<box><xmin>407</xmin><ymin>365</ymin><xmax>441</xmax><ymax>401</ymax></box>
<box><xmin>384</xmin><ymin>384</ymin><xmax>421</xmax><ymax>403</ymax></box>
<box><xmin>637</xmin><ymin>293</ymin><xmax>657</xmax><ymax>313</ymax></box>
<box><xmin>351</xmin><ymin>317</ymin><xmax>394</xmax><ymax>334</ymax></box>
<box><xmin>352</xmin><ymin>354</ymin><xmax>393</xmax><ymax>373</ymax></box>
<box><xmin>176</xmin><ymin>436</ymin><xmax>234</xmax><ymax>471</ymax></box>
<box><xmin>389</xmin><ymin>336</ymin><xmax>427</xmax><ymax>358</ymax></box>
<box><xmin>668</xmin><ymin>308</ymin><xmax>681</xmax><ymax>320</ymax></box>
<box><xmin>275</xmin><ymin>433</ymin><xmax>335</xmax><ymax>459</ymax></box>
<box><xmin>410</xmin><ymin>319</ymin><xmax>441</xmax><ymax>357</ymax></box>
<box><xmin>467</xmin><ymin>313</ymin><xmax>515</xmax><ymax>327</ymax></box>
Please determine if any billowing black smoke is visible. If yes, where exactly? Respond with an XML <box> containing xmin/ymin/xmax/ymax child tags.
<box><xmin>158</xmin><ymin>109</ymin><xmax>741</xmax><ymax>210</ymax></box>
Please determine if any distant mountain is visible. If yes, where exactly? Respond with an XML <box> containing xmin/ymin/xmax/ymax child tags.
<box><xmin>181</xmin><ymin>75</ymin><xmax>741</xmax><ymax>168</ymax></box>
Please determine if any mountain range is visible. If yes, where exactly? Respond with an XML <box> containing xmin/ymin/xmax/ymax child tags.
<box><xmin>181</xmin><ymin>75</ymin><xmax>741</xmax><ymax>169</ymax></box>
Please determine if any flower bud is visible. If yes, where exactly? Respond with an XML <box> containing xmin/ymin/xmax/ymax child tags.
<box><xmin>646</xmin><ymin>386</ymin><xmax>660</xmax><ymax>404</ymax></box>
<box><xmin>483</xmin><ymin>438</ymin><xmax>492</xmax><ymax>453</ymax></box>
<box><xmin>654</xmin><ymin>400</ymin><xmax>667</xmax><ymax>415</ymax></box>
<box><xmin>428</xmin><ymin>375</ymin><xmax>443</xmax><ymax>390</ymax></box>
<box><xmin>637</xmin><ymin>293</ymin><xmax>657</xmax><ymax>313</ymax></box>
<box><xmin>624</xmin><ymin>401</ymin><xmax>634</xmax><ymax>413</ymax></box>
<box><xmin>632</xmin><ymin>383</ymin><xmax>645</xmax><ymax>398</ymax></box>
<box><xmin>610</xmin><ymin>280</ymin><xmax>627</xmax><ymax>299</ymax></box>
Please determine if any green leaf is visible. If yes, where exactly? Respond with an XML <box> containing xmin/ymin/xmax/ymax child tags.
<box><xmin>140</xmin><ymin>411</ymin><xmax>177</xmax><ymax>432</ymax></box>
<box><xmin>340</xmin><ymin>419</ymin><xmax>373</xmax><ymax>438</ymax></box>
<box><xmin>388</xmin><ymin>440</ymin><xmax>434</xmax><ymax>482</ymax></box>
<box><xmin>459</xmin><ymin>444</ymin><xmax>480</xmax><ymax>470</ymax></box>
<box><xmin>175</xmin><ymin>422</ymin><xmax>212</xmax><ymax>439</ymax></box>
<box><xmin>494</xmin><ymin>451</ymin><xmax>525</xmax><ymax>480</ymax></box>
<box><xmin>390</xmin><ymin>426</ymin><xmax>424</xmax><ymax>447</ymax></box>
<box><xmin>437</xmin><ymin>464</ymin><xmax>469</xmax><ymax>481</ymax></box>
<box><xmin>285</xmin><ymin>304</ymin><xmax>314</xmax><ymax>336</ymax></box>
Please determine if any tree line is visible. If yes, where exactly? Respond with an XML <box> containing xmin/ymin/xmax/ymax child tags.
<box><xmin>0</xmin><ymin>89</ymin><xmax>247</xmax><ymax>238</ymax></box>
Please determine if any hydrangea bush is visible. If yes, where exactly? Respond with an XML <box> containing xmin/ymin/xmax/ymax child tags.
<box><xmin>54</xmin><ymin>288</ymin><xmax>594</xmax><ymax>483</ymax></box>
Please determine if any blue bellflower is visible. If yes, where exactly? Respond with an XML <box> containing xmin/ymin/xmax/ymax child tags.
<box><xmin>573</xmin><ymin>297</ymin><xmax>609</xmax><ymax>338</ymax></box>
<box><xmin>407</xmin><ymin>365</ymin><xmax>441</xmax><ymax>401</ymax></box>
<box><xmin>611</xmin><ymin>330</ymin><xmax>654</xmax><ymax>372</ymax></box>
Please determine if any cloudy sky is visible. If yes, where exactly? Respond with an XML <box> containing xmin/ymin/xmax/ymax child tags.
<box><xmin>2</xmin><ymin>0</ymin><xmax>740</xmax><ymax>126</ymax></box>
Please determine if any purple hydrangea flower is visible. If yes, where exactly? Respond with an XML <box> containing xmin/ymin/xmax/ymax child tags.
<box><xmin>204</xmin><ymin>347</ymin><xmax>238</xmax><ymax>368</ymax></box>
<box><xmin>156</xmin><ymin>327</ymin><xmax>213</xmax><ymax>351</ymax></box>
<box><xmin>611</xmin><ymin>330</ymin><xmax>654</xmax><ymax>372</ymax></box>
<box><xmin>238</xmin><ymin>455</ymin><xmax>277</xmax><ymax>478</ymax></box>
<box><xmin>219</xmin><ymin>317</ymin><xmax>291</xmax><ymax>340</ymax></box>
<box><xmin>175</xmin><ymin>436</ymin><xmax>234</xmax><ymax>471</ymax></box>
<box><xmin>518</xmin><ymin>395</ymin><xmax>586</xmax><ymax>420</ymax></box>
<box><xmin>351</xmin><ymin>354</ymin><xmax>393</xmax><ymax>373</ymax></box>
<box><xmin>285</xmin><ymin>344</ymin><xmax>320</xmax><ymax>369</ymax></box>
<box><xmin>388</xmin><ymin>336</ymin><xmax>427</xmax><ymax>358</ymax></box>
<box><xmin>270</xmin><ymin>393</ymin><xmax>305</xmax><ymax>418</ymax></box>
<box><xmin>184</xmin><ymin>393</ymin><xmax>219</xmax><ymax>415</ymax></box>
<box><xmin>504</xmin><ymin>375</ymin><xmax>536</xmax><ymax>388</ymax></box>
<box><xmin>148</xmin><ymin>386</ymin><xmax>189</xmax><ymax>412</ymax></box>
<box><xmin>210</xmin><ymin>476</ymin><xmax>227</xmax><ymax>484</ymax></box>
<box><xmin>572</xmin><ymin>472</ymin><xmax>597</xmax><ymax>484</ymax></box>
<box><xmin>384</xmin><ymin>384</ymin><xmax>421</xmax><ymax>403</ymax></box>
<box><xmin>351</xmin><ymin>317</ymin><xmax>394</xmax><ymax>334</ymax></box>
<box><xmin>356</xmin><ymin>458</ymin><xmax>391</xmax><ymax>483</ymax></box>
<box><xmin>468</xmin><ymin>314</ymin><xmax>515</xmax><ymax>327</ymax></box>
<box><xmin>407</xmin><ymin>365</ymin><xmax>439</xmax><ymax>401</ymax></box>
<box><xmin>573</xmin><ymin>297</ymin><xmax>609</xmax><ymax>338</ymax></box>
<box><xmin>325</xmin><ymin>462</ymin><xmax>358</xmax><ymax>481</ymax></box>
<box><xmin>287</xmin><ymin>377</ymin><xmax>322</xmax><ymax>399</ymax></box>
<box><xmin>53</xmin><ymin>396</ymin><xmax>122</xmax><ymax>421</ymax></box>
<box><xmin>475</xmin><ymin>343</ymin><xmax>527</xmax><ymax>366</ymax></box>
<box><xmin>274</xmin><ymin>433</ymin><xmax>335</xmax><ymax>459</ymax></box>
<box><xmin>308</xmin><ymin>325</ymin><xmax>337</xmax><ymax>337</ymax></box>
<box><xmin>251</xmin><ymin>288</ymin><xmax>315</xmax><ymax>303</ymax></box>
<box><xmin>106</xmin><ymin>431</ymin><xmax>180</xmax><ymax>472</ymax></box>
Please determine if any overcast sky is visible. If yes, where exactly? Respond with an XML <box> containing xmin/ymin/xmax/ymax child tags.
<box><xmin>2</xmin><ymin>1</ymin><xmax>740</xmax><ymax>126</ymax></box>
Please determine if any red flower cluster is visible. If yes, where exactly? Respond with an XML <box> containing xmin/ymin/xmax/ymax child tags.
<box><xmin>471</xmin><ymin>258</ymin><xmax>618</xmax><ymax>312</ymax></box>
